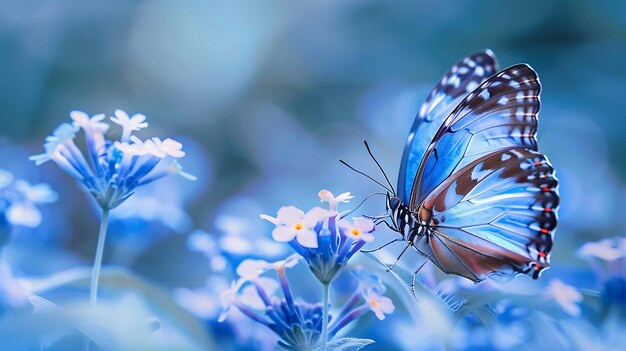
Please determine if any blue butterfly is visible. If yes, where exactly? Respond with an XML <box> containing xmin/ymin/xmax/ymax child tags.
<box><xmin>358</xmin><ymin>50</ymin><xmax>559</xmax><ymax>283</ymax></box>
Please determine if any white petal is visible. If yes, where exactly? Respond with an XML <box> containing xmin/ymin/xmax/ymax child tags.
<box><xmin>236</xmin><ymin>259</ymin><xmax>268</xmax><ymax>278</ymax></box>
<box><xmin>337</xmin><ymin>219</ymin><xmax>353</xmax><ymax>232</ymax></box>
<box><xmin>360</xmin><ymin>232</ymin><xmax>375</xmax><ymax>243</ymax></box>
<box><xmin>282</xmin><ymin>254</ymin><xmax>302</xmax><ymax>268</ymax></box>
<box><xmin>296</xmin><ymin>228</ymin><xmax>318</xmax><ymax>248</ymax></box>
<box><xmin>379</xmin><ymin>296</ymin><xmax>395</xmax><ymax>314</ymax></box>
<box><xmin>353</xmin><ymin>217</ymin><xmax>375</xmax><ymax>232</ymax></box>
<box><xmin>304</xmin><ymin>207</ymin><xmax>332</xmax><ymax>227</ymax></box>
<box><xmin>114</xmin><ymin>109</ymin><xmax>130</xmax><ymax>122</ymax></box>
<box><xmin>259</xmin><ymin>214</ymin><xmax>277</xmax><ymax>225</ymax></box>
<box><xmin>276</xmin><ymin>206</ymin><xmax>304</xmax><ymax>225</ymax></box>
<box><xmin>318</xmin><ymin>189</ymin><xmax>335</xmax><ymax>203</ymax></box>
<box><xmin>335</xmin><ymin>192</ymin><xmax>354</xmax><ymax>202</ymax></box>
<box><xmin>70</xmin><ymin>110</ymin><xmax>90</xmax><ymax>125</ymax></box>
<box><xmin>272</xmin><ymin>225</ymin><xmax>297</xmax><ymax>243</ymax></box>
<box><xmin>6</xmin><ymin>203</ymin><xmax>42</xmax><ymax>227</ymax></box>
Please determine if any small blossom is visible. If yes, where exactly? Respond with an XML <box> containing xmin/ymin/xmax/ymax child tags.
<box><xmin>338</xmin><ymin>217</ymin><xmax>375</xmax><ymax>243</ymax></box>
<box><xmin>111</xmin><ymin>109</ymin><xmax>148</xmax><ymax>141</ymax></box>
<box><xmin>352</xmin><ymin>266</ymin><xmax>386</xmax><ymax>294</ymax></box>
<box><xmin>262</xmin><ymin>206</ymin><xmax>333</xmax><ymax>248</ymax></box>
<box><xmin>363</xmin><ymin>288</ymin><xmax>395</xmax><ymax>320</ymax></box>
<box><xmin>262</xmin><ymin>190</ymin><xmax>374</xmax><ymax>285</ymax></box>
<box><xmin>70</xmin><ymin>110</ymin><xmax>109</xmax><ymax>132</ymax></box>
<box><xmin>236</xmin><ymin>254</ymin><xmax>302</xmax><ymax>282</ymax></box>
<box><xmin>0</xmin><ymin>171</ymin><xmax>56</xmax><ymax>229</ymax></box>
<box><xmin>546</xmin><ymin>279</ymin><xmax>583</xmax><ymax>317</ymax></box>
<box><xmin>578</xmin><ymin>238</ymin><xmax>626</xmax><ymax>261</ymax></box>
<box><xmin>219</xmin><ymin>256</ymin><xmax>330</xmax><ymax>350</ymax></box>
<box><xmin>318</xmin><ymin>190</ymin><xmax>353</xmax><ymax>211</ymax></box>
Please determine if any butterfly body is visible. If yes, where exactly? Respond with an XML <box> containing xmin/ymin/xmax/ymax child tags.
<box><xmin>383</xmin><ymin>50</ymin><xmax>558</xmax><ymax>283</ymax></box>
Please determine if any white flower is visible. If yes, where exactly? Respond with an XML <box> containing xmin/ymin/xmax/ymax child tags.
<box><xmin>49</xmin><ymin>122</ymin><xmax>80</xmax><ymax>142</ymax></box>
<box><xmin>218</xmin><ymin>281</ymin><xmax>241</xmax><ymax>322</ymax></box>
<box><xmin>363</xmin><ymin>288</ymin><xmax>395</xmax><ymax>320</ymax></box>
<box><xmin>114</xmin><ymin>136</ymin><xmax>148</xmax><ymax>156</ymax></box>
<box><xmin>6</xmin><ymin>202</ymin><xmax>42</xmax><ymax>228</ymax></box>
<box><xmin>14</xmin><ymin>181</ymin><xmax>58</xmax><ymax>204</ymax></box>
<box><xmin>318</xmin><ymin>189</ymin><xmax>353</xmax><ymax>211</ymax></box>
<box><xmin>111</xmin><ymin>109</ymin><xmax>148</xmax><ymax>141</ymax></box>
<box><xmin>578</xmin><ymin>238</ymin><xmax>626</xmax><ymax>261</ymax></box>
<box><xmin>151</xmin><ymin>137</ymin><xmax>186</xmax><ymax>158</ymax></box>
<box><xmin>547</xmin><ymin>279</ymin><xmax>583</xmax><ymax>317</ymax></box>
<box><xmin>235</xmin><ymin>254</ymin><xmax>302</xmax><ymax>280</ymax></box>
<box><xmin>338</xmin><ymin>217</ymin><xmax>375</xmax><ymax>242</ymax></box>
<box><xmin>261</xmin><ymin>206</ymin><xmax>334</xmax><ymax>248</ymax></box>
<box><xmin>70</xmin><ymin>110</ymin><xmax>109</xmax><ymax>132</ymax></box>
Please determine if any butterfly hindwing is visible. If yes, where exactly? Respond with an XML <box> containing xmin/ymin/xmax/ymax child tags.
<box><xmin>417</xmin><ymin>147</ymin><xmax>558</xmax><ymax>282</ymax></box>
<box><xmin>397</xmin><ymin>50</ymin><xmax>498</xmax><ymax>203</ymax></box>
<box><xmin>409</xmin><ymin>64</ymin><xmax>541</xmax><ymax>208</ymax></box>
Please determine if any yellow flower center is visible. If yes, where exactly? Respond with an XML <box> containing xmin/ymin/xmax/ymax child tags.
<box><xmin>294</xmin><ymin>223</ymin><xmax>304</xmax><ymax>230</ymax></box>
<box><xmin>351</xmin><ymin>229</ymin><xmax>361</xmax><ymax>236</ymax></box>
<box><xmin>369</xmin><ymin>300</ymin><xmax>378</xmax><ymax>308</ymax></box>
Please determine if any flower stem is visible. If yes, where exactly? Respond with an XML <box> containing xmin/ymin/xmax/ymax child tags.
<box><xmin>90</xmin><ymin>208</ymin><xmax>109</xmax><ymax>306</ymax></box>
<box><xmin>321</xmin><ymin>283</ymin><xmax>330</xmax><ymax>351</ymax></box>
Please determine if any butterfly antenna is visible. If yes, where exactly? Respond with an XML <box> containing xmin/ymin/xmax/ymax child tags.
<box><xmin>340</xmin><ymin>192</ymin><xmax>387</xmax><ymax>219</ymax></box>
<box><xmin>339</xmin><ymin>159</ymin><xmax>393</xmax><ymax>193</ymax></box>
<box><xmin>363</xmin><ymin>140</ymin><xmax>396</xmax><ymax>196</ymax></box>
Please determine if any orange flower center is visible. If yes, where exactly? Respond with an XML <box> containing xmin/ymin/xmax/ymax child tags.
<box><xmin>351</xmin><ymin>229</ymin><xmax>361</xmax><ymax>236</ymax></box>
<box><xmin>294</xmin><ymin>223</ymin><xmax>304</xmax><ymax>230</ymax></box>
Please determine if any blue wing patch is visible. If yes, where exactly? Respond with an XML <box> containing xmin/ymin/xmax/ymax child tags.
<box><xmin>397</xmin><ymin>50</ymin><xmax>497</xmax><ymax>203</ymax></box>
<box><xmin>416</xmin><ymin>147</ymin><xmax>558</xmax><ymax>282</ymax></box>
<box><xmin>409</xmin><ymin>64</ymin><xmax>541</xmax><ymax>208</ymax></box>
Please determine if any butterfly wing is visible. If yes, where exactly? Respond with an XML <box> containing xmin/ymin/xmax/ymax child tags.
<box><xmin>408</xmin><ymin>64</ymin><xmax>541</xmax><ymax>208</ymax></box>
<box><xmin>415</xmin><ymin>147</ymin><xmax>558</xmax><ymax>282</ymax></box>
<box><xmin>397</xmin><ymin>50</ymin><xmax>498</xmax><ymax>203</ymax></box>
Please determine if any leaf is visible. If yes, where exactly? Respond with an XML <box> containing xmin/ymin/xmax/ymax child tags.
<box><xmin>29</xmin><ymin>267</ymin><xmax>215</xmax><ymax>350</ymax></box>
<box><xmin>317</xmin><ymin>337</ymin><xmax>375</xmax><ymax>351</ymax></box>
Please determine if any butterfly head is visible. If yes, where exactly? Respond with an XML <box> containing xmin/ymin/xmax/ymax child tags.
<box><xmin>386</xmin><ymin>193</ymin><xmax>401</xmax><ymax>212</ymax></box>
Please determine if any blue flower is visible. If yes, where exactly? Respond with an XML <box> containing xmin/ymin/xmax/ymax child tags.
<box><xmin>261</xmin><ymin>190</ymin><xmax>376</xmax><ymax>285</ymax></box>
<box><xmin>218</xmin><ymin>255</ymin><xmax>324</xmax><ymax>350</ymax></box>
<box><xmin>579</xmin><ymin>237</ymin><xmax>626</xmax><ymax>319</ymax></box>
<box><xmin>218</xmin><ymin>256</ymin><xmax>391</xmax><ymax>350</ymax></box>
<box><xmin>30</xmin><ymin>110</ymin><xmax>195</xmax><ymax>209</ymax></box>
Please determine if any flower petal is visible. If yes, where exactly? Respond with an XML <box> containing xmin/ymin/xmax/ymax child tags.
<box><xmin>272</xmin><ymin>225</ymin><xmax>297</xmax><ymax>243</ymax></box>
<box><xmin>296</xmin><ymin>228</ymin><xmax>318</xmax><ymax>248</ymax></box>
<box><xmin>303</xmin><ymin>207</ymin><xmax>333</xmax><ymax>227</ymax></box>
<box><xmin>276</xmin><ymin>206</ymin><xmax>304</xmax><ymax>225</ymax></box>
<box><xmin>260</xmin><ymin>214</ymin><xmax>278</xmax><ymax>225</ymax></box>
<box><xmin>353</xmin><ymin>217</ymin><xmax>375</xmax><ymax>233</ymax></box>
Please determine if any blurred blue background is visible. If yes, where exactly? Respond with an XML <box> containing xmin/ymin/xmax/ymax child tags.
<box><xmin>1</xmin><ymin>1</ymin><xmax>625</xmax><ymax>350</ymax></box>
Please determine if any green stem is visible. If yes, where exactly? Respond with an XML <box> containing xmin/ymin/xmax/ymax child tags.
<box><xmin>321</xmin><ymin>283</ymin><xmax>330</xmax><ymax>351</ymax></box>
<box><xmin>90</xmin><ymin>208</ymin><xmax>109</xmax><ymax>306</ymax></box>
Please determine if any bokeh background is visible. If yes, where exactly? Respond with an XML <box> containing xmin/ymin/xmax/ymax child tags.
<box><xmin>1</xmin><ymin>1</ymin><xmax>625</xmax><ymax>350</ymax></box>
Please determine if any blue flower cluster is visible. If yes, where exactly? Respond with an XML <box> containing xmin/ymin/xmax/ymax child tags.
<box><xmin>30</xmin><ymin>110</ymin><xmax>194</xmax><ymax>210</ymax></box>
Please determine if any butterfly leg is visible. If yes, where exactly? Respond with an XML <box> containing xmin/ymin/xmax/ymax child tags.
<box><xmin>386</xmin><ymin>241</ymin><xmax>412</xmax><ymax>272</ymax></box>
<box><xmin>411</xmin><ymin>259</ymin><xmax>428</xmax><ymax>295</ymax></box>
<box><xmin>360</xmin><ymin>238</ymin><xmax>401</xmax><ymax>253</ymax></box>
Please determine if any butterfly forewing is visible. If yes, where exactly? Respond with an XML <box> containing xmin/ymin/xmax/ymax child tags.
<box><xmin>418</xmin><ymin>147</ymin><xmax>558</xmax><ymax>282</ymax></box>
<box><xmin>397</xmin><ymin>50</ymin><xmax>498</xmax><ymax>203</ymax></box>
<box><xmin>409</xmin><ymin>64</ymin><xmax>541</xmax><ymax>209</ymax></box>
